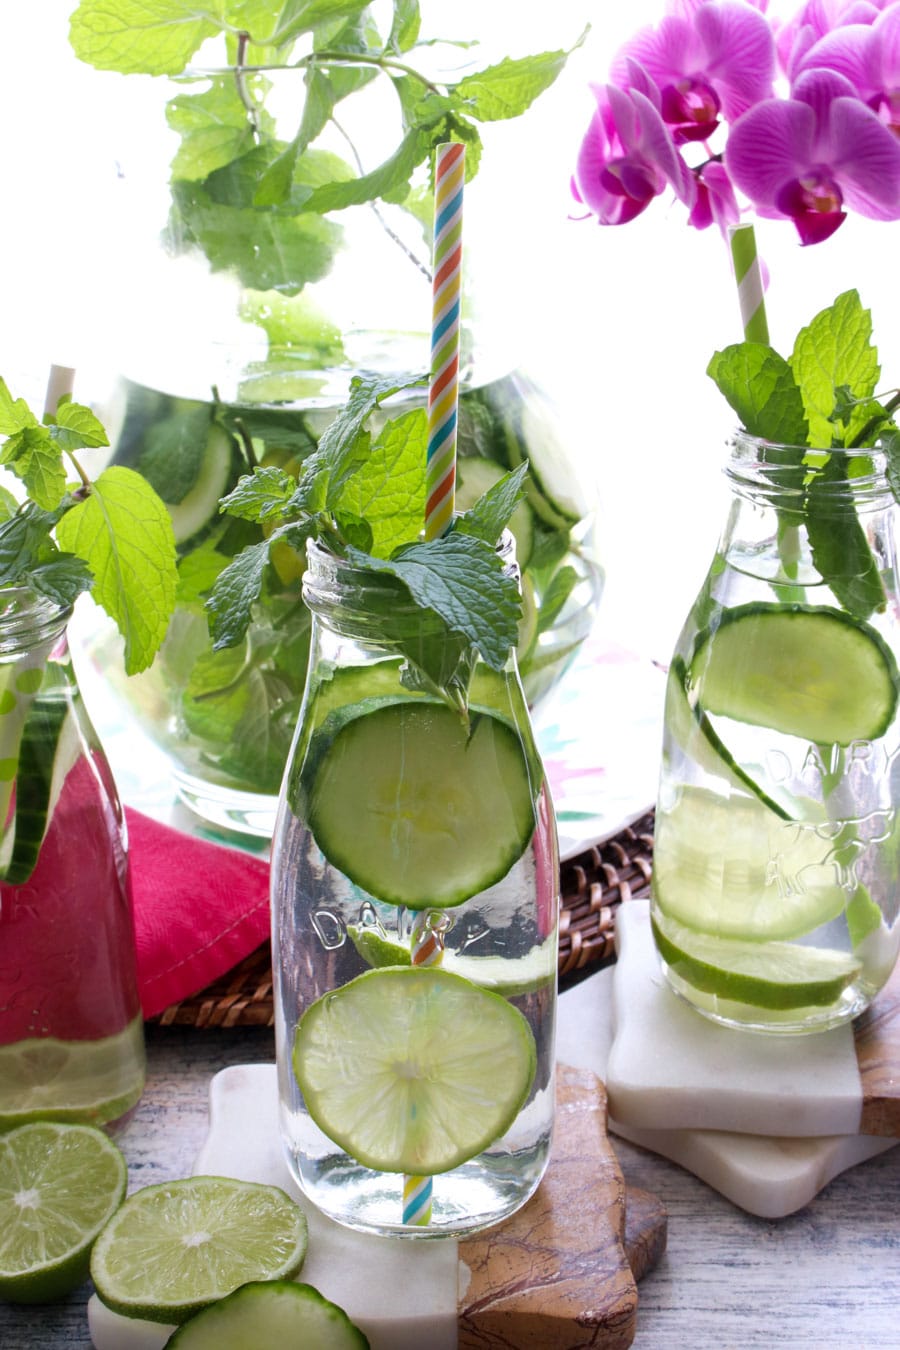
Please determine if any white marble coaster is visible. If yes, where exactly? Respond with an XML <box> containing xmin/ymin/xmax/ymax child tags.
<box><xmin>606</xmin><ymin>902</ymin><xmax>864</xmax><ymax>1136</ymax></box>
<box><xmin>557</xmin><ymin>910</ymin><xmax>897</xmax><ymax>1219</ymax></box>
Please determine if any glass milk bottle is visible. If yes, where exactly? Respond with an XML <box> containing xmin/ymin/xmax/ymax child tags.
<box><xmin>0</xmin><ymin>590</ymin><xmax>145</xmax><ymax>1131</ymax></box>
<box><xmin>272</xmin><ymin>537</ymin><xmax>558</xmax><ymax>1237</ymax></box>
<box><xmin>652</xmin><ymin>432</ymin><xmax>900</xmax><ymax>1034</ymax></box>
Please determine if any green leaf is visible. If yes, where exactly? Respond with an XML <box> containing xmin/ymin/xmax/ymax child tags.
<box><xmin>254</xmin><ymin>66</ymin><xmax>335</xmax><ymax>207</ymax></box>
<box><xmin>49</xmin><ymin>399</ymin><xmax>110</xmax><ymax>451</ymax></box>
<box><xmin>271</xmin><ymin>0</ymin><xmax>371</xmax><ymax>45</ymax></box>
<box><xmin>0</xmin><ymin>379</ymin><xmax>39</xmax><ymax>435</ymax></box>
<box><xmin>453</xmin><ymin>461</ymin><xmax>529</xmax><ymax>547</ymax></box>
<box><xmin>388</xmin><ymin>0</ymin><xmax>420</xmax><ymax>52</ymax></box>
<box><xmin>176</xmin><ymin>538</ymin><xmax>230</xmax><ymax>606</ymax></box>
<box><xmin>790</xmin><ymin>290</ymin><xmax>880</xmax><ymax>448</ymax></box>
<box><xmin>205</xmin><ymin>533</ymin><xmax>277</xmax><ymax>648</ymax></box>
<box><xmin>28</xmin><ymin>555</ymin><xmax>96</xmax><ymax>608</ymax></box>
<box><xmin>805</xmin><ymin>454</ymin><xmax>886</xmax><ymax>619</ymax></box>
<box><xmin>535</xmin><ymin>564</ymin><xmax>577</xmax><ymax>634</ymax></box>
<box><xmin>318</xmin><ymin>371</ymin><xmax>426</xmax><ymax>498</ymax></box>
<box><xmin>348</xmin><ymin>533</ymin><xmax>521</xmax><ymax>670</ymax></box>
<box><xmin>0</xmin><ymin>505</ymin><xmax>66</xmax><ymax>589</ymax></box>
<box><xmin>706</xmin><ymin>344</ymin><xmax>809</xmax><ymax>446</ymax></box>
<box><xmin>220</xmin><ymin>465</ymin><xmax>298</xmax><ymax>521</ymax></box>
<box><xmin>68</xmin><ymin>0</ymin><xmax>224</xmax><ymax>75</ymax></box>
<box><xmin>136</xmin><ymin>407</ymin><xmax>213</xmax><ymax>504</ymax></box>
<box><xmin>335</xmin><ymin>408</ymin><xmax>426</xmax><ymax>557</ymax></box>
<box><xmin>453</xmin><ymin>48</ymin><xmax>573</xmax><ymax>122</ymax></box>
<box><xmin>168</xmin><ymin>180</ymin><xmax>342</xmax><ymax>293</ymax></box>
<box><xmin>300</xmin><ymin>126</ymin><xmax>431</xmax><ymax>213</ymax></box>
<box><xmin>0</xmin><ymin>426</ymin><xmax>68</xmax><ymax>512</ymax></box>
<box><xmin>167</xmin><ymin>76</ymin><xmax>262</xmax><ymax>182</ymax></box>
<box><xmin>884</xmin><ymin>427</ymin><xmax>900</xmax><ymax>506</ymax></box>
<box><xmin>55</xmin><ymin>466</ymin><xmax>178</xmax><ymax>674</ymax></box>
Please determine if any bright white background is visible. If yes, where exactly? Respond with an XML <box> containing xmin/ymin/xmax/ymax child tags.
<box><xmin>2</xmin><ymin>0</ymin><xmax>897</xmax><ymax>663</ymax></box>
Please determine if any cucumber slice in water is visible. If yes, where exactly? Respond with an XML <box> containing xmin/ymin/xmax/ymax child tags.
<box><xmin>691</xmin><ymin>603</ymin><xmax>900</xmax><ymax>745</ymax></box>
<box><xmin>653</xmin><ymin>784</ymin><xmax>847</xmax><ymax>941</ymax></box>
<box><xmin>167</xmin><ymin>423</ymin><xmax>241</xmax><ymax>549</ymax></box>
<box><xmin>164</xmin><ymin>1281</ymin><xmax>369</xmax><ymax>1350</ymax></box>
<box><xmin>2</xmin><ymin>696</ymin><xmax>69</xmax><ymax>885</ymax></box>
<box><xmin>308</xmin><ymin>702</ymin><xmax>536</xmax><ymax>909</ymax></box>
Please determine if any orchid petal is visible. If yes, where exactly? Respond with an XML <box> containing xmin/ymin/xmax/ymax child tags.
<box><xmin>825</xmin><ymin>96</ymin><xmax>900</xmax><ymax>214</ymax></box>
<box><xmin>797</xmin><ymin>24</ymin><xmax>879</xmax><ymax>96</ymax></box>
<box><xmin>632</xmin><ymin>88</ymin><xmax>697</xmax><ymax>204</ymax></box>
<box><xmin>693</xmin><ymin>2</ymin><xmax>776</xmax><ymax>117</ymax></box>
<box><xmin>725</xmin><ymin>99</ymin><xmax>816</xmax><ymax>205</ymax></box>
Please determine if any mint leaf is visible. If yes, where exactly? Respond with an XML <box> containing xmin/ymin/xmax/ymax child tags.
<box><xmin>334</xmin><ymin>408</ymin><xmax>426</xmax><ymax>557</ymax></box>
<box><xmin>50</xmin><ymin>398</ymin><xmax>110</xmax><ymax>451</ymax></box>
<box><xmin>536</xmin><ymin>565</ymin><xmax>577</xmax><ymax>634</ymax></box>
<box><xmin>454</xmin><ymin>461</ymin><xmax>529</xmax><ymax>546</ymax></box>
<box><xmin>168</xmin><ymin>180</ymin><xmax>342</xmax><ymax>293</ymax></box>
<box><xmin>69</xmin><ymin>0</ymin><xmax>223</xmax><ymax>75</ymax></box>
<box><xmin>388</xmin><ymin>0</ymin><xmax>420</xmax><ymax>52</ymax></box>
<box><xmin>0</xmin><ymin>505</ymin><xmax>67</xmax><ymax>587</ymax></box>
<box><xmin>205</xmin><ymin>537</ymin><xmax>271</xmax><ymax>649</ymax></box>
<box><xmin>176</xmin><ymin>538</ymin><xmax>230</xmax><ymax>607</ymax></box>
<box><xmin>254</xmin><ymin>67</ymin><xmax>335</xmax><ymax>207</ymax></box>
<box><xmin>884</xmin><ymin>428</ymin><xmax>900</xmax><ymax>505</ymax></box>
<box><xmin>271</xmin><ymin>0</ymin><xmax>371</xmax><ymax>46</ymax></box>
<box><xmin>706</xmin><ymin>344</ymin><xmax>809</xmax><ymax>446</ymax></box>
<box><xmin>453</xmin><ymin>48</ymin><xmax>575</xmax><ymax>122</ymax></box>
<box><xmin>0</xmin><ymin>426</ymin><xmax>67</xmax><ymax>512</ymax></box>
<box><xmin>0</xmin><ymin>379</ymin><xmax>38</xmax><ymax>435</ymax></box>
<box><xmin>136</xmin><ymin>407</ymin><xmax>213</xmax><ymax>504</ymax></box>
<box><xmin>220</xmin><ymin>465</ymin><xmax>298</xmax><ymax>522</ymax></box>
<box><xmin>348</xmin><ymin>534</ymin><xmax>521</xmax><ymax>670</ymax></box>
<box><xmin>805</xmin><ymin>456</ymin><xmax>887</xmax><ymax>618</ymax></box>
<box><xmin>55</xmin><ymin>466</ymin><xmax>178</xmax><ymax>674</ymax></box>
<box><xmin>300</xmin><ymin>127</ymin><xmax>431</xmax><ymax>213</ymax></box>
<box><xmin>28</xmin><ymin>555</ymin><xmax>96</xmax><ymax>608</ymax></box>
<box><xmin>318</xmin><ymin>371</ymin><xmax>426</xmax><ymax>498</ymax></box>
<box><xmin>167</xmin><ymin>76</ymin><xmax>262</xmax><ymax>182</ymax></box>
<box><xmin>790</xmin><ymin>290</ymin><xmax>879</xmax><ymax>447</ymax></box>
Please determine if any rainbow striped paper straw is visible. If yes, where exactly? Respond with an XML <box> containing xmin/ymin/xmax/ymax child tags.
<box><xmin>729</xmin><ymin>223</ymin><xmax>769</xmax><ymax>344</ymax></box>
<box><xmin>402</xmin><ymin>910</ymin><xmax>447</xmax><ymax>1227</ymax></box>
<box><xmin>424</xmin><ymin>142</ymin><xmax>465</xmax><ymax>541</ymax></box>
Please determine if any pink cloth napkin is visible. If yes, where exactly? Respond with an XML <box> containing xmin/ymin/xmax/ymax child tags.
<box><xmin>126</xmin><ymin>809</ymin><xmax>271</xmax><ymax>1019</ymax></box>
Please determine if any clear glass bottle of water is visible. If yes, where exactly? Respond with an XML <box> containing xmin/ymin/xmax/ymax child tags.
<box><xmin>0</xmin><ymin>589</ymin><xmax>145</xmax><ymax>1131</ymax></box>
<box><xmin>652</xmin><ymin>432</ymin><xmax>900</xmax><ymax>1034</ymax></box>
<box><xmin>272</xmin><ymin>537</ymin><xmax>558</xmax><ymax>1236</ymax></box>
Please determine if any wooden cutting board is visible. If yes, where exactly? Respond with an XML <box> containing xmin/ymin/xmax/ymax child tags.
<box><xmin>458</xmin><ymin>1063</ymin><xmax>666</xmax><ymax>1349</ymax></box>
<box><xmin>856</xmin><ymin>955</ymin><xmax>900</xmax><ymax>1136</ymax></box>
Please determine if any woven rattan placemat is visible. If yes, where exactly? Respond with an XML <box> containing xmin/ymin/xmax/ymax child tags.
<box><xmin>152</xmin><ymin>810</ymin><xmax>655</xmax><ymax>1028</ymax></box>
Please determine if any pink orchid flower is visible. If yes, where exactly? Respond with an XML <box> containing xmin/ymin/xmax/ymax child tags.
<box><xmin>688</xmin><ymin>160</ymin><xmax>742</xmax><ymax>232</ymax></box>
<box><xmin>794</xmin><ymin>2</ymin><xmax>900</xmax><ymax>133</ymax></box>
<box><xmin>572</xmin><ymin>80</ymin><xmax>696</xmax><ymax>225</ymax></box>
<box><xmin>611</xmin><ymin>0</ymin><xmax>776</xmax><ymax>143</ymax></box>
<box><xmin>775</xmin><ymin>0</ymin><xmax>887</xmax><ymax>80</ymax></box>
<box><xmin>725</xmin><ymin>66</ymin><xmax>900</xmax><ymax>242</ymax></box>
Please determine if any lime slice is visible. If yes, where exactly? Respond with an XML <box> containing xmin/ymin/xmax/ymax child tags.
<box><xmin>292</xmin><ymin>966</ymin><xmax>537</xmax><ymax>1175</ymax></box>
<box><xmin>90</xmin><ymin>1176</ymin><xmax>308</xmax><ymax>1325</ymax></box>
<box><xmin>652</xmin><ymin>911</ymin><xmax>861</xmax><ymax>1011</ymax></box>
<box><xmin>0</xmin><ymin>1122</ymin><xmax>127</xmax><ymax>1304</ymax></box>
<box><xmin>0</xmin><ymin>1020</ymin><xmax>145</xmax><ymax>1131</ymax></box>
<box><xmin>653</xmin><ymin>785</ymin><xmax>847</xmax><ymax>941</ymax></box>
<box><xmin>164</xmin><ymin>1280</ymin><xmax>369</xmax><ymax>1349</ymax></box>
<box><xmin>347</xmin><ymin>925</ymin><xmax>555</xmax><ymax>996</ymax></box>
<box><xmin>307</xmin><ymin>703</ymin><xmax>536</xmax><ymax>909</ymax></box>
<box><xmin>690</xmin><ymin>602</ymin><xmax>900</xmax><ymax>745</ymax></box>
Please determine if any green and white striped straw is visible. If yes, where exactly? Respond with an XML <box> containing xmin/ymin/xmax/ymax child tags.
<box><xmin>729</xmin><ymin>223</ymin><xmax>769</xmax><ymax>344</ymax></box>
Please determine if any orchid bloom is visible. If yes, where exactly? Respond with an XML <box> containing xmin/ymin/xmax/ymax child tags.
<box><xmin>572</xmin><ymin>80</ymin><xmax>695</xmax><ymax>225</ymax></box>
<box><xmin>794</xmin><ymin>2</ymin><xmax>900</xmax><ymax>133</ymax></box>
<box><xmin>688</xmin><ymin>160</ymin><xmax>741</xmax><ymax>232</ymax></box>
<box><xmin>774</xmin><ymin>0</ymin><xmax>888</xmax><ymax>80</ymax></box>
<box><xmin>611</xmin><ymin>1</ymin><xmax>776</xmax><ymax>144</ymax></box>
<box><xmin>725</xmin><ymin>66</ymin><xmax>900</xmax><ymax>242</ymax></box>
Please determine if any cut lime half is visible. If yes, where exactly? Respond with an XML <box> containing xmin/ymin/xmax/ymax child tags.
<box><xmin>293</xmin><ymin>966</ymin><xmax>537</xmax><ymax>1175</ymax></box>
<box><xmin>90</xmin><ymin>1176</ymin><xmax>308</xmax><ymax>1325</ymax></box>
<box><xmin>0</xmin><ymin>1122</ymin><xmax>127</xmax><ymax>1304</ymax></box>
<box><xmin>164</xmin><ymin>1280</ymin><xmax>369</xmax><ymax>1349</ymax></box>
<box><xmin>652</xmin><ymin>911</ymin><xmax>861</xmax><ymax>1011</ymax></box>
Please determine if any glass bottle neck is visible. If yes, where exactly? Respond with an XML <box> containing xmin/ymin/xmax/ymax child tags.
<box><xmin>725</xmin><ymin>430</ymin><xmax>894</xmax><ymax>514</ymax></box>
<box><xmin>0</xmin><ymin>589</ymin><xmax>71</xmax><ymax>661</ymax></box>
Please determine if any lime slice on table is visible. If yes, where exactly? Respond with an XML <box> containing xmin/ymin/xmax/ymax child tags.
<box><xmin>0</xmin><ymin>1122</ymin><xmax>127</xmax><ymax>1304</ymax></box>
<box><xmin>292</xmin><ymin>966</ymin><xmax>537</xmax><ymax>1175</ymax></box>
<box><xmin>307</xmin><ymin>702</ymin><xmax>536</xmax><ymax>909</ymax></box>
<box><xmin>164</xmin><ymin>1280</ymin><xmax>369</xmax><ymax>1350</ymax></box>
<box><xmin>653</xmin><ymin>784</ymin><xmax>847</xmax><ymax>942</ymax></box>
<box><xmin>0</xmin><ymin>1023</ymin><xmax>145</xmax><ymax>1131</ymax></box>
<box><xmin>652</xmin><ymin>912</ymin><xmax>862</xmax><ymax>1011</ymax></box>
<box><xmin>690</xmin><ymin>602</ymin><xmax>900</xmax><ymax>745</ymax></box>
<box><xmin>90</xmin><ymin>1176</ymin><xmax>308</xmax><ymax>1325</ymax></box>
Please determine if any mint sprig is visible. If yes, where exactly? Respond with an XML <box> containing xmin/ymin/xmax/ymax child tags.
<box><xmin>707</xmin><ymin>290</ymin><xmax>900</xmax><ymax>620</ymax></box>
<box><xmin>206</xmin><ymin>372</ymin><xmax>526</xmax><ymax>709</ymax></box>
<box><xmin>0</xmin><ymin>380</ymin><xmax>178</xmax><ymax>674</ymax></box>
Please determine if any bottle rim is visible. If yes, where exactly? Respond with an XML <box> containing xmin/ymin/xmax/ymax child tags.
<box><xmin>726</xmin><ymin>428</ymin><xmax>894</xmax><ymax>510</ymax></box>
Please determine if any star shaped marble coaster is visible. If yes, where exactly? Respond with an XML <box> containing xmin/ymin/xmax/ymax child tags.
<box><xmin>557</xmin><ymin>900</ymin><xmax>897</xmax><ymax>1218</ymax></box>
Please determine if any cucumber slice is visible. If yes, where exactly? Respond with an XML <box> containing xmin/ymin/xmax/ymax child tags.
<box><xmin>456</xmin><ymin>456</ymin><xmax>535</xmax><ymax>566</ymax></box>
<box><xmin>691</xmin><ymin>603</ymin><xmax>900</xmax><ymax>745</ymax></box>
<box><xmin>503</xmin><ymin>393</ymin><xmax>587</xmax><ymax>529</ymax></box>
<box><xmin>164</xmin><ymin>1281</ymin><xmax>369</xmax><ymax>1349</ymax></box>
<box><xmin>653</xmin><ymin>784</ymin><xmax>847</xmax><ymax>941</ymax></box>
<box><xmin>166</xmin><ymin>424</ymin><xmax>241</xmax><ymax>549</ymax></box>
<box><xmin>665</xmin><ymin>657</ymin><xmax>791</xmax><ymax>819</ymax></box>
<box><xmin>308</xmin><ymin>702</ymin><xmax>536</xmax><ymax>909</ymax></box>
<box><xmin>2</xmin><ymin>696</ymin><xmax>69</xmax><ymax>885</ymax></box>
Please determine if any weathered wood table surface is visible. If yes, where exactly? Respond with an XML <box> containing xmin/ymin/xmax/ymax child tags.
<box><xmin>3</xmin><ymin>1005</ymin><xmax>900</xmax><ymax>1349</ymax></box>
